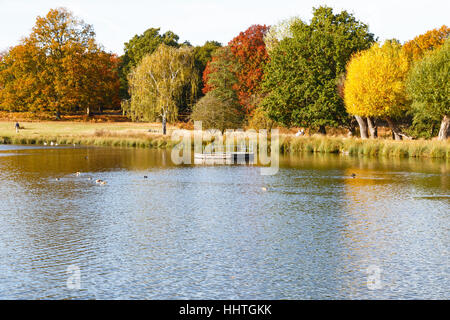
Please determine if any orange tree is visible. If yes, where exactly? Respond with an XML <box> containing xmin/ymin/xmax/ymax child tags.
<box><xmin>0</xmin><ymin>8</ymin><xmax>120</xmax><ymax>114</ymax></box>
<box><xmin>403</xmin><ymin>25</ymin><xmax>449</xmax><ymax>61</ymax></box>
<box><xmin>203</xmin><ymin>25</ymin><xmax>269</xmax><ymax>115</ymax></box>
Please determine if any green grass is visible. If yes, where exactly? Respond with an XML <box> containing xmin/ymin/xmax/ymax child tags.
<box><xmin>1</xmin><ymin>121</ymin><xmax>449</xmax><ymax>159</ymax></box>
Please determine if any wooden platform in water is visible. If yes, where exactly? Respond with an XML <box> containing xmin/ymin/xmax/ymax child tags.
<box><xmin>194</xmin><ymin>152</ymin><xmax>255</xmax><ymax>165</ymax></box>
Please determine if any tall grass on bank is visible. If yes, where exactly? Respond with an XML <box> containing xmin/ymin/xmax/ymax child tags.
<box><xmin>280</xmin><ymin>135</ymin><xmax>450</xmax><ymax>159</ymax></box>
<box><xmin>1</xmin><ymin>128</ymin><xmax>449</xmax><ymax>159</ymax></box>
<box><xmin>0</xmin><ymin>129</ymin><xmax>178</xmax><ymax>149</ymax></box>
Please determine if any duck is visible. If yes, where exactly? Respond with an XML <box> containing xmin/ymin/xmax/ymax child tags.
<box><xmin>351</xmin><ymin>173</ymin><xmax>357</xmax><ymax>179</ymax></box>
<box><xmin>261</xmin><ymin>187</ymin><xmax>268</xmax><ymax>192</ymax></box>
<box><xmin>100</xmin><ymin>181</ymin><xmax>107</xmax><ymax>185</ymax></box>
<box><xmin>55</xmin><ymin>178</ymin><xmax>60</xmax><ymax>181</ymax></box>
<box><xmin>75</xmin><ymin>172</ymin><xmax>81</xmax><ymax>176</ymax></box>
<box><xmin>43</xmin><ymin>142</ymin><xmax>48</xmax><ymax>146</ymax></box>
<box><xmin>50</xmin><ymin>142</ymin><xmax>54</xmax><ymax>146</ymax></box>
<box><xmin>144</xmin><ymin>176</ymin><xmax>148</xmax><ymax>179</ymax></box>
<box><xmin>95</xmin><ymin>179</ymin><xmax>103</xmax><ymax>184</ymax></box>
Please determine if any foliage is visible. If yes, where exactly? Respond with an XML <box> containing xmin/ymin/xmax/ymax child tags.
<box><xmin>124</xmin><ymin>44</ymin><xmax>199</xmax><ymax>122</ymax></box>
<box><xmin>190</xmin><ymin>91</ymin><xmax>244</xmax><ymax>132</ymax></box>
<box><xmin>118</xmin><ymin>28</ymin><xmax>180</xmax><ymax>99</ymax></box>
<box><xmin>406</xmin><ymin>40</ymin><xmax>450</xmax><ymax>138</ymax></box>
<box><xmin>0</xmin><ymin>8</ymin><xmax>120</xmax><ymax>114</ymax></box>
<box><xmin>344</xmin><ymin>41</ymin><xmax>410</xmax><ymax>119</ymax></box>
<box><xmin>194</xmin><ymin>41</ymin><xmax>222</xmax><ymax>75</ymax></box>
<box><xmin>202</xmin><ymin>47</ymin><xmax>240</xmax><ymax>101</ymax></box>
<box><xmin>403</xmin><ymin>25</ymin><xmax>449</xmax><ymax>61</ymax></box>
<box><xmin>228</xmin><ymin>25</ymin><xmax>270</xmax><ymax>113</ymax></box>
<box><xmin>264</xmin><ymin>17</ymin><xmax>301</xmax><ymax>53</ymax></box>
<box><xmin>247</xmin><ymin>105</ymin><xmax>277</xmax><ymax>130</ymax></box>
<box><xmin>261</xmin><ymin>6</ymin><xmax>375</xmax><ymax>131</ymax></box>
<box><xmin>202</xmin><ymin>25</ymin><xmax>269</xmax><ymax>114</ymax></box>
<box><xmin>193</xmin><ymin>41</ymin><xmax>222</xmax><ymax>96</ymax></box>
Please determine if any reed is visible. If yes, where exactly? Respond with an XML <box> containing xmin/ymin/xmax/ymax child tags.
<box><xmin>0</xmin><ymin>121</ymin><xmax>449</xmax><ymax>159</ymax></box>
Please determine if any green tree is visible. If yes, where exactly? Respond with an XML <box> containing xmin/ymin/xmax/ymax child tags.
<box><xmin>124</xmin><ymin>44</ymin><xmax>199</xmax><ymax>134</ymax></box>
<box><xmin>194</xmin><ymin>41</ymin><xmax>222</xmax><ymax>74</ymax></box>
<box><xmin>260</xmin><ymin>6</ymin><xmax>375</xmax><ymax>133</ymax></box>
<box><xmin>406</xmin><ymin>40</ymin><xmax>450</xmax><ymax>140</ymax></box>
<box><xmin>119</xmin><ymin>28</ymin><xmax>180</xmax><ymax>99</ymax></box>
<box><xmin>191</xmin><ymin>91</ymin><xmax>244</xmax><ymax>133</ymax></box>
<box><xmin>203</xmin><ymin>46</ymin><xmax>240</xmax><ymax>102</ymax></box>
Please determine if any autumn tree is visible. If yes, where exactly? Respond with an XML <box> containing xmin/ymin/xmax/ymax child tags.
<box><xmin>344</xmin><ymin>41</ymin><xmax>411</xmax><ymax>140</ymax></box>
<box><xmin>228</xmin><ymin>25</ymin><xmax>270</xmax><ymax>114</ymax></box>
<box><xmin>193</xmin><ymin>41</ymin><xmax>222</xmax><ymax>94</ymax></box>
<box><xmin>124</xmin><ymin>44</ymin><xmax>199</xmax><ymax>134</ymax></box>
<box><xmin>261</xmin><ymin>7</ymin><xmax>375</xmax><ymax>133</ymax></box>
<box><xmin>202</xmin><ymin>25</ymin><xmax>269</xmax><ymax>115</ymax></box>
<box><xmin>403</xmin><ymin>25</ymin><xmax>450</xmax><ymax>61</ymax></box>
<box><xmin>0</xmin><ymin>44</ymin><xmax>41</xmax><ymax>112</ymax></box>
<box><xmin>203</xmin><ymin>47</ymin><xmax>239</xmax><ymax>101</ymax></box>
<box><xmin>406</xmin><ymin>40</ymin><xmax>449</xmax><ymax>140</ymax></box>
<box><xmin>0</xmin><ymin>8</ymin><xmax>120</xmax><ymax>114</ymax></box>
<box><xmin>119</xmin><ymin>28</ymin><xmax>180</xmax><ymax>99</ymax></box>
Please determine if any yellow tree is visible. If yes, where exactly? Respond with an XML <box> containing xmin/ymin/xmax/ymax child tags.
<box><xmin>403</xmin><ymin>25</ymin><xmax>449</xmax><ymax>61</ymax></box>
<box><xmin>124</xmin><ymin>44</ymin><xmax>199</xmax><ymax>134</ymax></box>
<box><xmin>344</xmin><ymin>41</ymin><xmax>411</xmax><ymax>140</ymax></box>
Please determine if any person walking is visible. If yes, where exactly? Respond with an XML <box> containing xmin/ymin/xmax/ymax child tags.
<box><xmin>15</xmin><ymin>122</ymin><xmax>20</xmax><ymax>133</ymax></box>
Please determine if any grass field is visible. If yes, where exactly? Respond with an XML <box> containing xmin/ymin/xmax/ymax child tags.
<box><xmin>0</xmin><ymin>121</ymin><xmax>449</xmax><ymax>159</ymax></box>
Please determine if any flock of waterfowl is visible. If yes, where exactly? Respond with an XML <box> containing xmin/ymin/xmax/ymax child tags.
<box><xmin>54</xmin><ymin>173</ymin><xmax>107</xmax><ymax>185</ymax></box>
<box><xmin>43</xmin><ymin>141</ymin><xmax>58</xmax><ymax>146</ymax></box>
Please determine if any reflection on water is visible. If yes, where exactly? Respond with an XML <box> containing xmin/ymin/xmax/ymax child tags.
<box><xmin>0</xmin><ymin>145</ymin><xmax>448</xmax><ymax>299</ymax></box>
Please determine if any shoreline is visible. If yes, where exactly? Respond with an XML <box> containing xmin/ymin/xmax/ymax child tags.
<box><xmin>1</xmin><ymin>137</ymin><xmax>449</xmax><ymax>160</ymax></box>
<box><xmin>0</xmin><ymin>121</ymin><xmax>449</xmax><ymax>159</ymax></box>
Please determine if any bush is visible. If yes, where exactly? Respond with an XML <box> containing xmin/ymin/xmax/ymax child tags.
<box><xmin>191</xmin><ymin>92</ymin><xmax>244</xmax><ymax>132</ymax></box>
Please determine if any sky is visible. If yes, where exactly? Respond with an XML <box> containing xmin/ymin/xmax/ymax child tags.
<box><xmin>0</xmin><ymin>0</ymin><xmax>449</xmax><ymax>55</ymax></box>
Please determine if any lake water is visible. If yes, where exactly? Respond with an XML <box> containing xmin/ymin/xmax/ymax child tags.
<box><xmin>0</xmin><ymin>145</ymin><xmax>448</xmax><ymax>299</ymax></box>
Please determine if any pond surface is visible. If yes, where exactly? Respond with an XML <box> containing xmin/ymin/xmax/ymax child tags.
<box><xmin>0</xmin><ymin>145</ymin><xmax>448</xmax><ymax>299</ymax></box>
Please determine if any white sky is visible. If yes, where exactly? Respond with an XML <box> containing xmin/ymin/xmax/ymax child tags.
<box><xmin>0</xmin><ymin>0</ymin><xmax>448</xmax><ymax>55</ymax></box>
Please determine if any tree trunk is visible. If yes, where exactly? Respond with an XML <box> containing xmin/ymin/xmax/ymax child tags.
<box><xmin>318</xmin><ymin>125</ymin><xmax>326</xmax><ymax>135</ymax></box>
<box><xmin>162</xmin><ymin>108</ymin><xmax>167</xmax><ymax>135</ymax></box>
<box><xmin>367</xmin><ymin>117</ymin><xmax>378</xmax><ymax>139</ymax></box>
<box><xmin>355</xmin><ymin>115</ymin><xmax>368</xmax><ymax>139</ymax></box>
<box><xmin>438</xmin><ymin>115</ymin><xmax>450</xmax><ymax>141</ymax></box>
<box><xmin>386</xmin><ymin>117</ymin><xmax>402</xmax><ymax>141</ymax></box>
